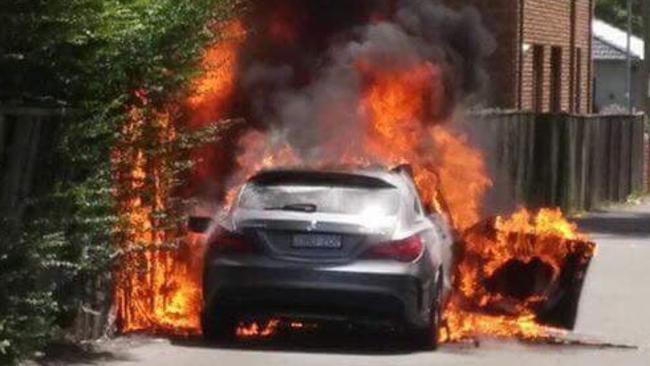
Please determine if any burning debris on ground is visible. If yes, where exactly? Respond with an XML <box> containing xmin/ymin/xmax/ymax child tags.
<box><xmin>112</xmin><ymin>0</ymin><xmax>597</xmax><ymax>345</ymax></box>
<box><xmin>441</xmin><ymin>208</ymin><xmax>596</xmax><ymax>342</ymax></box>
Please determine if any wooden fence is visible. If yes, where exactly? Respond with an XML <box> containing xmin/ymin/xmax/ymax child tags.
<box><xmin>472</xmin><ymin>112</ymin><xmax>646</xmax><ymax>213</ymax></box>
<box><xmin>0</xmin><ymin>106</ymin><xmax>63</xmax><ymax>221</ymax></box>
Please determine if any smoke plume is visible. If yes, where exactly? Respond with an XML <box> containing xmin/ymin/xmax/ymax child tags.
<box><xmin>233</xmin><ymin>0</ymin><xmax>495</xmax><ymax>163</ymax></box>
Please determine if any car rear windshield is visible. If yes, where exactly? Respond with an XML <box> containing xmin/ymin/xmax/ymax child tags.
<box><xmin>239</xmin><ymin>172</ymin><xmax>400</xmax><ymax>215</ymax></box>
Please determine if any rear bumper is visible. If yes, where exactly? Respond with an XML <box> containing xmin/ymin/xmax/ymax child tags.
<box><xmin>203</xmin><ymin>258</ymin><xmax>434</xmax><ymax>328</ymax></box>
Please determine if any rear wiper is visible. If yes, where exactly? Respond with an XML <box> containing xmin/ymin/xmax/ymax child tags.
<box><xmin>264</xmin><ymin>203</ymin><xmax>317</xmax><ymax>213</ymax></box>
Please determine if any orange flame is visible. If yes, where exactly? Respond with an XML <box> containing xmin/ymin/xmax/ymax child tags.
<box><xmin>113</xmin><ymin>94</ymin><xmax>205</xmax><ymax>334</ymax></box>
<box><xmin>236</xmin><ymin>319</ymin><xmax>281</xmax><ymax>339</ymax></box>
<box><xmin>429</xmin><ymin>126</ymin><xmax>493</xmax><ymax>230</ymax></box>
<box><xmin>228</xmin><ymin>61</ymin><xmax>491</xmax><ymax>226</ymax></box>
<box><xmin>441</xmin><ymin>208</ymin><xmax>596</xmax><ymax>342</ymax></box>
<box><xmin>186</xmin><ymin>20</ymin><xmax>246</xmax><ymax>126</ymax></box>
<box><xmin>187</xmin><ymin>20</ymin><xmax>247</xmax><ymax>183</ymax></box>
<box><xmin>114</xmin><ymin>20</ymin><xmax>246</xmax><ymax>335</ymax></box>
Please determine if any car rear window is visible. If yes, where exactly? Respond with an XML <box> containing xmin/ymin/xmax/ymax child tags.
<box><xmin>239</xmin><ymin>175</ymin><xmax>400</xmax><ymax>216</ymax></box>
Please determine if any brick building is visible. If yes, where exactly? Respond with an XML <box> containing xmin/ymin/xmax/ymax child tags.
<box><xmin>447</xmin><ymin>0</ymin><xmax>594</xmax><ymax>114</ymax></box>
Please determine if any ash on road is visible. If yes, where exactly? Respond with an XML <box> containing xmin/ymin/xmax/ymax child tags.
<box><xmin>34</xmin><ymin>199</ymin><xmax>650</xmax><ymax>366</ymax></box>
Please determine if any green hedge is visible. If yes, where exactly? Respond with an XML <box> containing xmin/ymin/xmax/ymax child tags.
<box><xmin>0</xmin><ymin>0</ymin><xmax>243</xmax><ymax>363</ymax></box>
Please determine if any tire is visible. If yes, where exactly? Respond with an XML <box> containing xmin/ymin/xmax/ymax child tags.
<box><xmin>411</xmin><ymin>270</ymin><xmax>443</xmax><ymax>351</ymax></box>
<box><xmin>201</xmin><ymin>306</ymin><xmax>236</xmax><ymax>344</ymax></box>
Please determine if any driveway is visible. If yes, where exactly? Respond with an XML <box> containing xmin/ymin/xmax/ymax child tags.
<box><xmin>35</xmin><ymin>199</ymin><xmax>650</xmax><ymax>366</ymax></box>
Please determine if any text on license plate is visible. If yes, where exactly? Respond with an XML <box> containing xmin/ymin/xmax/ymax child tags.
<box><xmin>292</xmin><ymin>234</ymin><xmax>342</xmax><ymax>249</ymax></box>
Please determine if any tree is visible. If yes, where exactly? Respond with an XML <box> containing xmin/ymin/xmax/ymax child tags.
<box><xmin>596</xmin><ymin>0</ymin><xmax>643</xmax><ymax>36</ymax></box>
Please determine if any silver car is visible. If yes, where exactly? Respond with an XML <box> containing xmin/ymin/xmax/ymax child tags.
<box><xmin>199</xmin><ymin>166</ymin><xmax>454</xmax><ymax>349</ymax></box>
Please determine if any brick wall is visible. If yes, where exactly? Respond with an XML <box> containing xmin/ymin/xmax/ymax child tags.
<box><xmin>521</xmin><ymin>0</ymin><xmax>571</xmax><ymax>112</ymax></box>
<box><xmin>575</xmin><ymin>0</ymin><xmax>592</xmax><ymax>114</ymax></box>
<box><xmin>453</xmin><ymin>0</ymin><xmax>593</xmax><ymax>113</ymax></box>
<box><xmin>520</xmin><ymin>0</ymin><xmax>592</xmax><ymax>114</ymax></box>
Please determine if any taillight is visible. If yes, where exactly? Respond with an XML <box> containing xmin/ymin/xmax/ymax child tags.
<box><xmin>209</xmin><ymin>229</ymin><xmax>254</xmax><ymax>254</ymax></box>
<box><xmin>362</xmin><ymin>235</ymin><xmax>423</xmax><ymax>262</ymax></box>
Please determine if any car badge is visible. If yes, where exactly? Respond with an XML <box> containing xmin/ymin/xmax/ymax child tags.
<box><xmin>307</xmin><ymin>220</ymin><xmax>318</xmax><ymax>231</ymax></box>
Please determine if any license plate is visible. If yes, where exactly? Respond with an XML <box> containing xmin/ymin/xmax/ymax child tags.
<box><xmin>292</xmin><ymin>234</ymin><xmax>342</xmax><ymax>249</ymax></box>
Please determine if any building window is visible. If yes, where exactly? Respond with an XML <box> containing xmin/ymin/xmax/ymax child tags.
<box><xmin>549</xmin><ymin>46</ymin><xmax>563</xmax><ymax>113</ymax></box>
<box><xmin>575</xmin><ymin>48</ymin><xmax>582</xmax><ymax>113</ymax></box>
<box><xmin>532</xmin><ymin>45</ymin><xmax>544</xmax><ymax>112</ymax></box>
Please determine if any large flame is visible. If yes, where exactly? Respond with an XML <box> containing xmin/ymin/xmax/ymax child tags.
<box><xmin>186</xmin><ymin>20</ymin><xmax>247</xmax><ymax>181</ymax></box>
<box><xmin>230</xmin><ymin>60</ymin><xmax>492</xmax><ymax>227</ymax></box>
<box><xmin>441</xmin><ymin>208</ymin><xmax>596</xmax><ymax>342</ymax></box>
<box><xmin>113</xmin><ymin>20</ymin><xmax>246</xmax><ymax>334</ymax></box>
<box><xmin>113</xmin><ymin>94</ymin><xmax>205</xmax><ymax>334</ymax></box>
<box><xmin>113</xmin><ymin>13</ymin><xmax>596</xmax><ymax>344</ymax></box>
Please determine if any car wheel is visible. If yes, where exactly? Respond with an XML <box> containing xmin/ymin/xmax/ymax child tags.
<box><xmin>411</xmin><ymin>270</ymin><xmax>443</xmax><ymax>350</ymax></box>
<box><xmin>201</xmin><ymin>306</ymin><xmax>236</xmax><ymax>344</ymax></box>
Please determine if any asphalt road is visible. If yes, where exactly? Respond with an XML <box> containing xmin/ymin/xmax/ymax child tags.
<box><xmin>37</xmin><ymin>199</ymin><xmax>650</xmax><ymax>366</ymax></box>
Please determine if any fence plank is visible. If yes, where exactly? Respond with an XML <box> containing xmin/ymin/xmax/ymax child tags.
<box><xmin>586</xmin><ymin>118</ymin><xmax>600</xmax><ymax>208</ymax></box>
<box><xmin>577</xmin><ymin>118</ymin><xmax>590</xmax><ymax>210</ymax></box>
<box><xmin>619</xmin><ymin>119</ymin><xmax>628</xmax><ymax>201</ymax></box>
<box><xmin>631</xmin><ymin>116</ymin><xmax>645</xmax><ymax>193</ymax></box>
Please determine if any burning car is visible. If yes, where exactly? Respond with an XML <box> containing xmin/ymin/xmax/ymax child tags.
<box><xmin>112</xmin><ymin>0</ymin><xmax>598</xmax><ymax>344</ymax></box>
<box><xmin>196</xmin><ymin>166</ymin><xmax>454</xmax><ymax>349</ymax></box>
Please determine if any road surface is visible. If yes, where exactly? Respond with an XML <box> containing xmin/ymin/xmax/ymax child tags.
<box><xmin>36</xmin><ymin>199</ymin><xmax>650</xmax><ymax>366</ymax></box>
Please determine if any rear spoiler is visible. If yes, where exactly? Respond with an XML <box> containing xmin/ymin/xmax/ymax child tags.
<box><xmin>250</xmin><ymin>170</ymin><xmax>396</xmax><ymax>189</ymax></box>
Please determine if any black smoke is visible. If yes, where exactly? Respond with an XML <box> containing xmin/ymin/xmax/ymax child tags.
<box><xmin>228</xmin><ymin>0</ymin><xmax>495</xmax><ymax>161</ymax></box>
